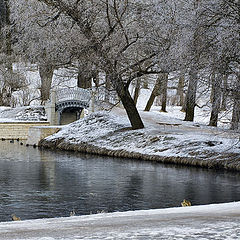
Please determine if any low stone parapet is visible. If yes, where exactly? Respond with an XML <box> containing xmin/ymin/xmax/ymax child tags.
<box><xmin>0</xmin><ymin>122</ymin><xmax>50</xmax><ymax>140</ymax></box>
<box><xmin>26</xmin><ymin>126</ymin><xmax>61</xmax><ymax>146</ymax></box>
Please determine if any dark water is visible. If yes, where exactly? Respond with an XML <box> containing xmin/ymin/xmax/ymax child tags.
<box><xmin>0</xmin><ymin>141</ymin><xmax>240</xmax><ymax>222</ymax></box>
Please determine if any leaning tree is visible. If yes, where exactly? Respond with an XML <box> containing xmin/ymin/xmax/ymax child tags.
<box><xmin>31</xmin><ymin>0</ymin><xmax>171</xmax><ymax>129</ymax></box>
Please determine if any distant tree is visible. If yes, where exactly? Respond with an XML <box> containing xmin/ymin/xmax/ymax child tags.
<box><xmin>209</xmin><ymin>71</ymin><xmax>223</xmax><ymax>126</ymax></box>
<box><xmin>133</xmin><ymin>78</ymin><xmax>141</xmax><ymax>106</ymax></box>
<box><xmin>202</xmin><ymin>0</ymin><xmax>240</xmax><ymax>127</ymax></box>
<box><xmin>10</xmin><ymin>0</ymin><xmax>76</xmax><ymax>103</ymax></box>
<box><xmin>184</xmin><ymin>1</ymin><xmax>203</xmax><ymax>122</ymax></box>
<box><xmin>0</xmin><ymin>0</ymin><xmax>28</xmax><ymax>106</ymax></box>
<box><xmin>230</xmin><ymin>73</ymin><xmax>240</xmax><ymax>130</ymax></box>
<box><xmin>160</xmin><ymin>73</ymin><xmax>168</xmax><ymax>112</ymax></box>
<box><xmin>144</xmin><ymin>73</ymin><xmax>168</xmax><ymax>112</ymax></box>
<box><xmin>144</xmin><ymin>74</ymin><xmax>163</xmax><ymax>111</ymax></box>
<box><xmin>176</xmin><ymin>74</ymin><xmax>185</xmax><ymax>107</ymax></box>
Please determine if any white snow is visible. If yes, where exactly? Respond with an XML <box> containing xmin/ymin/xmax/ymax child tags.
<box><xmin>45</xmin><ymin>107</ymin><xmax>240</xmax><ymax>160</ymax></box>
<box><xmin>0</xmin><ymin>86</ymin><xmax>240</xmax><ymax>238</ymax></box>
<box><xmin>0</xmin><ymin>202</ymin><xmax>239</xmax><ymax>239</ymax></box>
<box><xmin>0</xmin><ymin>106</ymin><xmax>47</xmax><ymax>122</ymax></box>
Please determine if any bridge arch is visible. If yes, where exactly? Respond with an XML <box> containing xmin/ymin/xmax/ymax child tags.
<box><xmin>45</xmin><ymin>88</ymin><xmax>91</xmax><ymax>125</ymax></box>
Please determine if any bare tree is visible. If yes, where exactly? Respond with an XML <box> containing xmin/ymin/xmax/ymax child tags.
<box><xmin>10</xmin><ymin>0</ymin><xmax>76</xmax><ymax>103</ymax></box>
<box><xmin>176</xmin><ymin>74</ymin><xmax>185</xmax><ymax>107</ymax></box>
<box><xmin>144</xmin><ymin>74</ymin><xmax>162</xmax><ymax>111</ymax></box>
<box><xmin>230</xmin><ymin>73</ymin><xmax>240</xmax><ymax>130</ymax></box>
<box><xmin>30</xmin><ymin>0</ymin><xmax>172</xmax><ymax>129</ymax></box>
<box><xmin>209</xmin><ymin>71</ymin><xmax>223</xmax><ymax>126</ymax></box>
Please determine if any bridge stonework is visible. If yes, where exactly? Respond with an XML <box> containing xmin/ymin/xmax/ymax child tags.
<box><xmin>45</xmin><ymin>88</ymin><xmax>91</xmax><ymax>125</ymax></box>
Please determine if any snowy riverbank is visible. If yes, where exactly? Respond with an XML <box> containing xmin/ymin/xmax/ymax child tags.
<box><xmin>40</xmin><ymin>108</ymin><xmax>240</xmax><ymax>171</ymax></box>
<box><xmin>1</xmin><ymin>202</ymin><xmax>239</xmax><ymax>239</ymax></box>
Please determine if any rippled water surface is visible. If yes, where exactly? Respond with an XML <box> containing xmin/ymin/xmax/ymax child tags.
<box><xmin>0</xmin><ymin>141</ymin><xmax>240</xmax><ymax>222</ymax></box>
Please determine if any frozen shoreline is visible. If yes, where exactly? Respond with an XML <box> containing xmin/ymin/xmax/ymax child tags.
<box><xmin>1</xmin><ymin>202</ymin><xmax>239</xmax><ymax>239</ymax></box>
<box><xmin>39</xmin><ymin>109</ymin><xmax>240</xmax><ymax>171</ymax></box>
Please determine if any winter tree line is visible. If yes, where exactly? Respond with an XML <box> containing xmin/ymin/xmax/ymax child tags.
<box><xmin>0</xmin><ymin>0</ymin><xmax>239</xmax><ymax>130</ymax></box>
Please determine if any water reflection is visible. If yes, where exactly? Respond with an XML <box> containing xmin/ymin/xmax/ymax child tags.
<box><xmin>0</xmin><ymin>141</ymin><xmax>239</xmax><ymax>222</ymax></box>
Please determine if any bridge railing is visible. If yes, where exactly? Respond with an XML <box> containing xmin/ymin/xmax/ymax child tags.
<box><xmin>55</xmin><ymin>88</ymin><xmax>91</xmax><ymax>104</ymax></box>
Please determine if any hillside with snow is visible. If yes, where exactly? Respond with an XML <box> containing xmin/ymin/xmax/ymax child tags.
<box><xmin>40</xmin><ymin>105</ymin><xmax>240</xmax><ymax>171</ymax></box>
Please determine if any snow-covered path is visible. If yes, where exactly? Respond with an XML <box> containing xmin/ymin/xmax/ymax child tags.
<box><xmin>0</xmin><ymin>202</ymin><xmax>239</xmax><ymax>240</ymax></box>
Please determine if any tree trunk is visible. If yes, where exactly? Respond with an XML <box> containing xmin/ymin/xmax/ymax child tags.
<box><xmin>177</xmin><ymin>75</ymin><xmax>185</xmax><ymax>106</ymax></box>
<box><xmin>113</xmin><ymin>74</ymin><xmax>144</xmax><ymax>129</ymax></box>
<box><xmin>5</xmin><ymin>0</ymin><xmax>12</xmax><ymax>59</ymax></box>
<box><xmin>161</xmin><ymin>73</ymin><xmax>168</xmax><ymax>112</ymax></box>
<box><xmin>0</xmin><ymin>0</ymin><xmax>7</xmax><ymax>29</ymax></box>
<box><xmin>39</xmin><ymin>64</ymin><xmax>54</xmax><ymax>104</ymax></box>
<box><xmin>230</xmin><ymin>98</ymin><xmax>240</xmax><ymax>130</ymax></box>
<box><xmin>144</xmin><ymin>74</ymin><xmax>163</xmax><ymax>111</ymax></box>
<box><xmin>105</xmin><ymin>73</ymin><xmax>111</xmax><ymax>102</ymax></box>
<box><xmin>92</xmin><ymin>70</ymin><xmax>99</xmax><ymax>88</ymax></box>
<box><xmin>144</xmin><ymin>92</ymin><xmax>155</xmax><ymax>112</ymax></box>
<box><xmin>119</xmin><ymin>88</ymin><xmax>144</xmax><ymax>129</ymax></box>
<box><xmin>0</xmin><ymin>0</ymin><xmax>13</xmax><ymax>106</ymax></box>
<box><xmin>77</xmin><ymin>71</ymin><xmax>92</xmax><ymax>89</ymax></box>
<box><xmin>133</xmin><ymin>78</ymin><xmax>141</xmax><ymax>105</ymax></box>
<box><xmin>184</xmin><ymin>68</ymin><xmax>198</xmax><ymax>121</ymax></box>
<box><xmin>230</xmin><ymin>76</ymin><xmax>240</xmax><ymax>130</ymax></box>
<box><xmin>209</xmin><ymin>72</ymin><xmax>215</xmax><ymax>104</ymax></box>
<box><xmin>221</xmin><ymin>74</ymin><xmax>228</xmax><ymax>111</ymax></box>
<box><xmin>209</xmin><ymin>73</ymin><xmax>222</xmax><ymax>126</ymax></box>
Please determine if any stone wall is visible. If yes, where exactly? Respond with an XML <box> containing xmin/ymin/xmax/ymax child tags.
<box><xmin>26</xmin><ymin>126</ymin><xmax>61</xmax><ymax>146</ymax></box>
<box><xmin>0</xmin><ymin>122</ymin><xmax>50</xmax><ymax>140</ymax></box>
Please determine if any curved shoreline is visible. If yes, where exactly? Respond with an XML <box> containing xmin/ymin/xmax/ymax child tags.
<box><xmin>39</xmin><ymin>138</ymin><xmax>240</xmax><ymax>172</ymax></box>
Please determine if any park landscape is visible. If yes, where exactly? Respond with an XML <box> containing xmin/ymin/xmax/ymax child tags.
<box><xmin>0</xmin><ymin>0</ymin><xmax>239</xmax><ymax>239</ymax></box>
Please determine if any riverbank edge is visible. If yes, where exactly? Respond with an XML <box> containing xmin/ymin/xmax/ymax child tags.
<box><xmin>39</xmin><ymin>137</ymin><xmax>240</xmax><ymax>172</ymax></box>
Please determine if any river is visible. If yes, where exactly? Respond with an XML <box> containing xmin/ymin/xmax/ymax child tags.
<box><xmin>0</xmin><ymin>141</ymin><xmax>239</xmax><ymax>222</ymax></box>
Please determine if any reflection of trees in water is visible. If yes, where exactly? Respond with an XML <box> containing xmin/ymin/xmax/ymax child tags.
<box><xmin>39</xmin><ymin>150</ymin><xmax>56</xmax><ymax>190</ymax></box>
<box><xmin>1</xmin><ymin>142</ymin><xmax>240</xmax><ymax>221</ymax></box>
<box><xmin>121</xmin><ymin>174</ymin><xmax>143</xmax><ymax>209</ymax></box>
<box><xmin>176</xmin><ymin>168</ymin><xmax>240</xmax><ymax>206</ymax></box>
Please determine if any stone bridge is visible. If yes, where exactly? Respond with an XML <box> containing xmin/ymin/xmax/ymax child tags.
<box><xmin>45</xmin><ymin>88</ymin><xmax>91</xmax><ymax>125</ymax></box>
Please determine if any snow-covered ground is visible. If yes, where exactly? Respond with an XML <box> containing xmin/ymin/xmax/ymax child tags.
<box><xmin>0</xmin><ymin>106</ymin><xmax>47</xmax><ymax>122</ymax></box>
<box><xmin>0</xmin><ymin>202</ymin><xmax>239</xmax><ymax>239</ymax></box>
<box><xmin>0</xmin><ymin>96</ymin><xmax>239</xmax><ymax>238</ymax></box>
<box><xmin>43</xmin><ymin>107</ymin><xmax>240</xmax><ymax>169</ymax></box>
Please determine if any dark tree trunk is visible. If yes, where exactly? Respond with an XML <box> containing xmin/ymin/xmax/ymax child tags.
<box><xmin>133</xmin><ymin>78</ymin><xmax>141</xmax><ymax>105</ymax></box>
<box><xmin>230</xmin><ymin>98</ymin><xmax>240</xmax><ymax>130</ymax></box>
<box><xmin>209</xmin><ymin>73</ymin><xmax>222</xmax><ymax>126</ymax></box>
<box><xmin>0</xmin><ymin>0</ymin><xmax>7</xmax><ymax>51</ymax></box>
<box><xmin>230</xmin><ymin>76</ymin><xmax>240</xmax><ymax>130</ymax></box>
<box><xmin>119</xmin><ymin>88</ymin><xmax>144</xmax><ymax>129</ymax></box>
<box><xmin>184</xmin><ymin>68</ymin><xmax>198</xmax><ymax>121</ymax></box>
<box><xmin>221</xmin><ymin>74</ymin><xmax>228</xmax><ymax>111</ymax></box>
<box><xmin>39</xmin><ymin>64</ymin><xmax>54</xmax><ymax>104</ymax></box>
<box><xmin>77</xmin><ymin>71</ymin><xmax>92</xmax><ymax>89</ymax></box>
<box><xmin>177</xmin><ymin>75</ymin><xmax>185</xmax><ymax>106</ymax></box>
<box><xmin>92</xmin><ymin>70</ymin><xmax>99</xmax><ymax>87</ymax></box>
<box><xmin>144</xmin><ymin>74</ymin><xmax>163</xmax><ymax>111</ymax></box>
<box><xmin>0</xmin><ymin>0</ymin><xmax>13</xmax><ymax>106</ymax></box>
<box><xmin>161</xmin><ymin>73</ymin><xmax>168</xmax><ymax>112</ymax></box>
<box><xmin>0</xmin><ymin>0</ymin><xmax>7</xmax><ymax>28</ymax></box>
<box><xmin>112</xmin><ymin>74</ymin><xmax>144</xmax><ymax>129</ymax></box>
<box><xmin>209</xmin><ymin>72</ymin><xmax>215</xmax><ymax>104</ymax></box>
<box><xmin>144</xmin><ymin>92</ymin><xmax>155</xmax><ymax>111</ymax></box>
<box><xmin>105</xmin><ymin>73</ymin><xmax>111</xmax><ymax>102</ymax></box>
<box><xmin>5</xmin><ymin>0</ymin><xmax>12</xmax><ymax>59</ymax></box>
